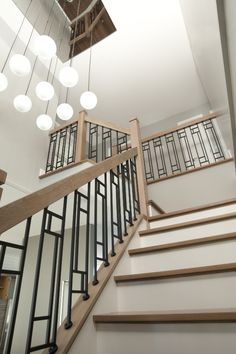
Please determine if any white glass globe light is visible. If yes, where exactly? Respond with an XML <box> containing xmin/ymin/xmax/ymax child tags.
<box><xmin>36</xmin><ymin>81</ymin><xmax>55</xmax><ymax>101</ymax></box>
<box><xmin>35</xmin><ymin>35</ymin><xmax>57</xmax><ymax>60</ymax></box>
<box><xmin>36</xmin><ymin>114</ymin><xmax>53</xmax><ymax>131</ymax></box>
<box><xmin>9</xmin><ymin>54</ymin><xmax>31</xmax><ymax>77</ymax></box>
<box><xmin>13</xmin><ymin>95</ymin><xmax>32</xmax><ymax>113</ymax></box>
<box><xmin>56</xmin><ymin>103</ymin><xmax>74</xmax><ymax>120</ymax></box>
<box><xmin>59</xmin><ymin>67</ymin><xmax>79</xmax><ymax>88</ymax></box>
<box><xmin>0</xmin><ymin>73</ymin><xmax>8</xmax><ymax>92</ymax></box>
<box><xmin>80</xmin><ymin>91</ymin><xmax>97</xmax><ymax>110</ymax></box>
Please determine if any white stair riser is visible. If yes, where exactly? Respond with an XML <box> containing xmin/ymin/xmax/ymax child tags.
<box><xmin>96</xmin><ymin>323</ymin><xmax>236</xmax><ymax>354</ymax></box>
<box><xmin>149</xmin><ymin>204</ymin><xmax>236</xmax><ymax>228</ymax></box>
<box><xmin>116</xmin><ymin>273</ymin><xmax>236</xmax><ymax>311</ymax></box>
<box><xmin>138</xmin><ymin>219</ymin><xmax>236</xmax><ymax>248</ymax></box>
<box><xmin>128</xmin><ymin>241</ymin><xmax>236</xmax><ymax>272</ymax></box>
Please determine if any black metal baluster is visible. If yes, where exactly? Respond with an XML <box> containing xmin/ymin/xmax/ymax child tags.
<box><xmin>67</xmin><ymin>123</ymin><xmax>78</xmax><ymax>164</ymax></box>
<box><xmin>152</xmin><ymin>137</ymin><xmax>168</xmax><ymax>179</ymax></box>
<box><xmin>177</xmin><ymin>128</ymin><xmax>195</xmax><ymax>170</ymax></box>
<box><xmin>190</xmin><ymin>124</ymin><xmax>209</xmax><ymax>166</ymax></box>
<box><xmin>110</xmin><ymin>168</ymin><xmax>123</xmax><ymax>257</ymax></box>
<box><xmin>165</xmin><ymin>133</ymin><xmax>181</xmax><ymax>174</ymax></box>
<box><xmin>65</xmin><ymin>192</ymin><xmax>77</xmax><ymax>329</ymax></box>
<box><xmin>50</xmin><ymin>196</ymin><xmax>67</xmax><ymax>353</ymax></box>
<box><xmin>102</xmin><ymin>127</ymin><xmax>112</xmax><ymax>160</ymax></box>
<box><xmin>142</xmin><ymin>141</ymin><xmax>154</xmax><ymax>181</ymax></box>
<box><xmin>121</xmin><ymin>161</ymin><xmax>133</xmax><ymax>235</ymax></box>
<box><xmin>203</xmin><ymin>119</ymin><xmax>225</xmax><ymax>161</ymax></box>
<box><xmin>88</xmin><ymin>123</ymin><xmax>98</xmax><ymax>162</ymax></box>
<box><xmin>4</xmin><ymin>218</ymin><xmax>31</xmax><ymax>354</ymax></box>
<box><xmin>46</xmin><ymin>133</ymin><xmax>58</xmax><ymax>172</ymax></box>
<box><xmin>130</xmin><ymin>157</ymin><xmax>140</xmax><ymax>220</ymax></box>
<box><xmin>93</xmin><ymin>174</ymin><xmax>109</xmax><ymax>285</ymax></box>
<box><xmin>25</xmin><ymin>210</ymin><xmax>47</xmax><ymax>353</ymax></box>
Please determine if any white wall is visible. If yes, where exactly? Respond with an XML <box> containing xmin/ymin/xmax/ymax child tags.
<box><xmin>147</xmin><ymin>160</ymin><xmax>236</xmax><ymax>212</ymax></box>
<box><xmin>179</xmin><ymin>0</ymin><xmax>234</xmax><ymax>155</ymax></box>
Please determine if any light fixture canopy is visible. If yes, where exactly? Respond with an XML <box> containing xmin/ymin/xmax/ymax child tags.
<box><xmin>36</xmin><ymin>81</ymin><xmax>55</xmax><ymax>101</ymax></box>
<box><xmin>9</xmin><ymin>54</ymin><xmax>31</xmax><ymax>77</ymax></box>
<box><xmin>14</xmin><ymin>95</ymin><xmax>32</xmax><ymax>113</ymax></box>
<box><xmin>59</xmin><ymin>66</ymin><xmax>79</xmax><ymax>88</ymax></box>
<box><xmin>56</xmin><ymin>103</ymin><xmax>74</xmax><ymax>120</ymax></box>
<box><xmin>0</xmin><ymin>73</ymin><xmax>8</xmax><ymax>92</ymax></box>
<box><xmin>80</xmin><ymin>91</ymin><xmax>97</xmax><ymax>110</ymax></box>
<box><xmin>36</xmin><ymin>114</ymin><xmax>53</xmax><ymax>131</ymax></box>
<box><xmin>35</xmin><ymin>35</ymin><xmax>57</xmax><ymax>60</ymax></box>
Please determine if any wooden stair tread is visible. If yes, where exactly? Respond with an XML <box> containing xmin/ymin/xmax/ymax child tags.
<box><xmin>140</xmin><ymin>212</ymin><xmax>236</xmax><ymax>236</ymax></box>
<box><xmin>94</xmin><ymin>309</ymin><xmax>236</xmax><ymax>323</ymax></box>
<box><xmin>148</xmin><ymin>197</ymin><xmax>236</xmax><ymax>222</ymax></box>
<box><xmin>129</xmin><ymin>232</ymin><xmax>236</xmax><ymax>255</ymax></box>
<box><xmin>114</xmin><ymin>262</ymin><xmax>236</xmax><ymax>283</ymax></box>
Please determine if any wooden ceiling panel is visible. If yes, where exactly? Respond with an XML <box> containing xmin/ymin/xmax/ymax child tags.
<box><xmin>58</xmin><ymin>0</ymin><xmax>93</xmax><ymax>21</ymax></box>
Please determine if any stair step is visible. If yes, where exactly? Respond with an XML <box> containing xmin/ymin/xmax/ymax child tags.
<box><xmin>148</xmin><ymin>197</ymin><xmax>236</xmax><ymax>222</ymax></box>
<box><xmin>140</xmin><ymin>212</ymin><xmax>236</xmax><ymax>236</ymax></box>
<box><xmin>114</xmin><ymin>262</ymin><xmax>236</xmax><ymax>283</ymax></box>
<box><xmin>94</xmin><ymin>309</ymin><xmax>236</xmax><ymax>323</ymax></box>
<box><xmin>129</xmin><ymin>232</ymin><xmax>236</xmax><ymax>255</ymax></box>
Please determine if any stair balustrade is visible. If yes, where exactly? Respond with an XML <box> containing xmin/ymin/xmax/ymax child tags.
<box><xmin>0</xmin><ymin>147</ymin><xmax>141</xmax><ymax>353</ymax></box>
<box><xmin>141</xmin><ymin>113</ymin><xmax>231</xmax><ymax>183</ymax></box>
<box><xmin>44</xmin><ymin>111</ymin><xmax>131</xmax><ymax>176</ymax></box>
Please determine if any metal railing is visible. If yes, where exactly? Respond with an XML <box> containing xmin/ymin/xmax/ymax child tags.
<box><xmin>142</xmin><ymin>114</ymin><xmax>228</xmax><ymax>182</ymax></box>
<box><xmin>0</xmin><ymin>149</ymin><xmax>140</xmax><ymax>353</ymax></box>
<box><xmin>45</xmin><ymin>121</ymin><xmax>78</xmax><ymax>173</ymax></box>
<box><xmin>44</xmin><ymin>112</ymin><xmax>131</xmax><ymax>176</ymax></box>
<box><xmin>87</xmin><ymin>121</ymin><xmax>130</xmax><ymax>163</ymax></box>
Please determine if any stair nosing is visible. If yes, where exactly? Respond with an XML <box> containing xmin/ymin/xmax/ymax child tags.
<box><xmin>94</xmin><ymin>309</ymin><xmax>236</xmax><ymax>323</ymax></box>
<box><xmin>114</xmin><ymin>262</ymin><xmax>236</xmax><ymax>283</ymax></box>
<box><xmin>129</xmin><ymin>232</ymin><xmax>236</xmax><ymax>255</ymax></box>
<box><xmin>140</xmin><ymin>212</ymin><xmax>236</xmax><ymax>236</ymax></box>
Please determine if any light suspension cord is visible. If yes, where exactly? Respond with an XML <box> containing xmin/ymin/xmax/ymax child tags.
<box><xmin>1</xmin><ymin>0</ymin><xmax>33</xmax><ymax>72</ymax></box>
<box><xmin>87</xmin><ymin>29</ymin><xmax>93</xmax><ymax>91</ymax></box>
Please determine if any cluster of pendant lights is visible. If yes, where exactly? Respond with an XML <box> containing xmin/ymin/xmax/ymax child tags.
<box><xmin>0</xmin><ymin>0</ymin><xmax>98</xmax><ymax>131</ymax></box>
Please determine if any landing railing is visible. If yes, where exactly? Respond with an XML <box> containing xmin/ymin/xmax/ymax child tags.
<box><xmin>44</xmin><ymin>111</ymin><xmax>131</xmax><ymax>175</ymax></box>
<box><xmin>142</xmin><ymin>113</ymin><xmax>231</xmax><ymax>183</ymax></box>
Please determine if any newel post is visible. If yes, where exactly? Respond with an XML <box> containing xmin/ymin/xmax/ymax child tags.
<box><xmin>76</xmin><ymin>110</ymin><xmax>88</xmax><ymax>163</ymax></box>
<box><xmin>129</xmin><ymin>118</ymin><xmax>148</xmax><ymax>216</ymax></box>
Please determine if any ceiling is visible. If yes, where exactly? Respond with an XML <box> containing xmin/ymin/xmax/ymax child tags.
<box><xmin>69</xmin><ymin>0</ymin><xmax>209</xmax><ymax>127</ymax></box>
<box><xmin>0</xmin><ymin>0</ymin><xmax>223</xmax><ymax>132</ymax></box>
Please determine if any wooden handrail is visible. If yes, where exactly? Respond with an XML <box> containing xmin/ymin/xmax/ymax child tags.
<box><xmin>49</xmin><ymin>117</ymin><xmax>80</xmax><ymax>135</ymax></box>
<box><xmin>85</xmin><ymin>115</ymin><xmax>130</xmax><ymax>135</ymax></box>
<box><xmin>142</xmin><ymin>113</ymin><xmax>218</xmax><ymax>143</ymax></box>
<box><xmin>0</xmin><ymin>148</ymin><xmax>137</xmax><ymax>235</ymax></box>
<box><xmin>69</xmin><ymin>8</ymin><xmax>106</xmax><ymax>46</ymax></box>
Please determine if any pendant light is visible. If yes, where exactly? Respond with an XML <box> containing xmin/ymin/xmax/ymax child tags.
<box><xmin>36</xmin><ymin>0</ymin><xmax>68</xmax><ymax>130</ymax></box>
<box><xmin>34</xmin><ymin>0</ymin><xmax>57</xmax><ymax>60</ymax></box>
<box><xmin>36</xmin><ymin>114</ymin><xmax>53</xmax><ymax>130</ymax></box>
<box><xmin>35</xmin><ymin>0</ymin><xmax>57</xmax><ymax>102</ymax></box>
<box><xmin>13</xmin><ymin>7</ymin><xmax>43</xmax><ymax>113</ymax></box>
<box><xmin>80</xmin><ymin>29</ymin><xmax>97</xmax><ymax>110</ymax></box>
<box><xmin>58</xmin><ymin>0</ymin><xmax>80</xmax><ymax>88</ymax></box>
<box><xmin>0</xmin><ymin>0</ymin><xmax>33</xmax><ymax>90</ymax></box>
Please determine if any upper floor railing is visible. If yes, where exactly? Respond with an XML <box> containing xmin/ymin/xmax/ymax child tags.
<box><xmin>141</xmin><ymin>113</ymin><xmax>231</xmax><ymax>183</ymax></box>
<box><xmin>44</xmin><ymin>111</ymin><xmax>131</xmax><ymax>175</ymax></box>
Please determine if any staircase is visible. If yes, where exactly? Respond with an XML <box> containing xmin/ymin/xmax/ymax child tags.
<box><xmin>0</xmin><ymin>111</ymin><xmax>235</xmax><ymax>353</ymax></box>
<box><xmin>68</xmin><ymin>199</ymin><xmax>236</xmax><ymax>354</ymax></box>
